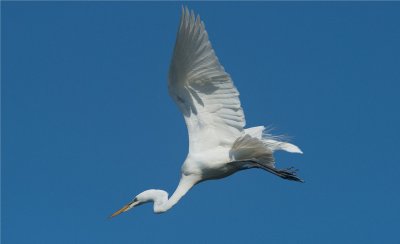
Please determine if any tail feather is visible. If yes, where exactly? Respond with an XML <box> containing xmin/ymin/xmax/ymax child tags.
<box><xmin>245</xmin><ymin>126</ymin><xmax>303</xmax><ymax>154</ymax></box>
<box><xmin>231</xmin><ymin>126</ymin><xmax>304</xmax><ymax>182</ymax></box>
<box><xmin>244</xmin><ymin>126</ymin><xmax>264</xmax><ymax>138</ymax></box>
<box><xmin>264</xmin><ymin>140</ymin><xmax>303</xmax><ymax>154</ymax></box>
<box><xmin>230</xmin><ymin>134</ymin><xmax>275</xmax><ymax>167</ymax></box>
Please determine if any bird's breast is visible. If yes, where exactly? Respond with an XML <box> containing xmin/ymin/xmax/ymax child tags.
<box><xmin>182</xmin><ymin>147</ymin><xmax>236</xmax><ymax>180</ymax></box>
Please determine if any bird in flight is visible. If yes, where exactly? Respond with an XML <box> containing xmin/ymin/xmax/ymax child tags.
<box><xmin>110</xmin><ymin>7</ymin><xmax>303</xmax><ymax>217</ymax></box>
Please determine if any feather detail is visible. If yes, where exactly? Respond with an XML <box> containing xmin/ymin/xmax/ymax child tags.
<box><xmin>168</xmin><ymin>7</ymin><xmax>245</xmax><ymax>154</ymax></box>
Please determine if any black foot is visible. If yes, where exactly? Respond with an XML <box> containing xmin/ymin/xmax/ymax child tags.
<box><xmin>256</xmin><ymin>163</ymin><xmax>304</xmax><ymax>183</ymax></box>
<box><xmin>275</xmin><ymin>167</ymin><xmax>304</xmax><ymax>183</ymax></box>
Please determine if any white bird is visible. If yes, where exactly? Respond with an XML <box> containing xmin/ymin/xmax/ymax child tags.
<box><xmin>110</xmin><ymin>7</ymin><xmax>303</xmax><ymax>217</ymax></box>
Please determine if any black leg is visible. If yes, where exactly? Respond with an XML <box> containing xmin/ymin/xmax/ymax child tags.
<box><xmin>255</xmin><ymin>162</ymin><xmax>304</xmax><ymax>183</ymax></box>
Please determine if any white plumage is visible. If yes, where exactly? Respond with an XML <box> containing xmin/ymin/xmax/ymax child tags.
<box><xmin>110</xmin><ymin>7</ymin><xmax>303</xmax><ymax>217</ymax></box>
<box><xmin>169</xmin><ymin>8</ymin><xmax>245</xmax><ymax>154</ymax></box>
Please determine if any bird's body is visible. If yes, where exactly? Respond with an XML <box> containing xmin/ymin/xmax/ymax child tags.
<box><xmin>110</xmin><ymin>7</ymin><xmax>303</xmax><ymax>217</ymax></box>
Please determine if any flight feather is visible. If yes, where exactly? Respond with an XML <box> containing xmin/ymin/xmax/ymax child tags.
<box><xmin>168</xmin><ymin>7</ymin><xmax>246</xmax><ymax>153</ymax></box>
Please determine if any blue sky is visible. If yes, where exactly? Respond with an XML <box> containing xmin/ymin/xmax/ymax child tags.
<box><xmin>2</xmin><ymin>2</ymin><xmax>400</xmax><ymax>243</ymax></box>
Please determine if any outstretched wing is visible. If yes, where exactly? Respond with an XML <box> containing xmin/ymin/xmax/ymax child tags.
<box><xmin>168</xmin><ymin>7</ymin><xmax>246</xmax><ymax>154</ymax></box>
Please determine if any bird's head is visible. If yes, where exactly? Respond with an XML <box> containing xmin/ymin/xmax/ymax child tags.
<box><xmin>110</xmin><ymin>189</ymin><xmax>169</xmax><ymax>217</ymax></box>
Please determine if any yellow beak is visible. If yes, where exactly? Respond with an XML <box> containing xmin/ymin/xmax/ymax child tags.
<box><xmin>109</xmin><ymin>200</ymin><xmax>136</xmax><ymax>218</ymax></box>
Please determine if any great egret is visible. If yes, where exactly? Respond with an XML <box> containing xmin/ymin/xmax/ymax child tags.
<box><xmin>110</xmin><ymin>7</ymin><xmax>303</xmax><ymax>217</ymax></box>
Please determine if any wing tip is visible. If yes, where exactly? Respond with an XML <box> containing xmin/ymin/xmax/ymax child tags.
<box><xmin>180</xmin><ymin>5</ymin><xmax>202</xmax><ymax>27</ymax></box>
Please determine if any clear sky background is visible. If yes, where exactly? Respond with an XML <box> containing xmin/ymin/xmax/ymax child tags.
<box><xmin>2</xmin><ymin>2</ymin><xmax>400</xmax><ymax>244</ymax></box>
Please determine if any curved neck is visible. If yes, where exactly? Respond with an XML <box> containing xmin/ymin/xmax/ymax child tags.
<box><xmin>155</xmin><ymin>175</ymin><xmax>198</xmax><ymax>213</ymax></box>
